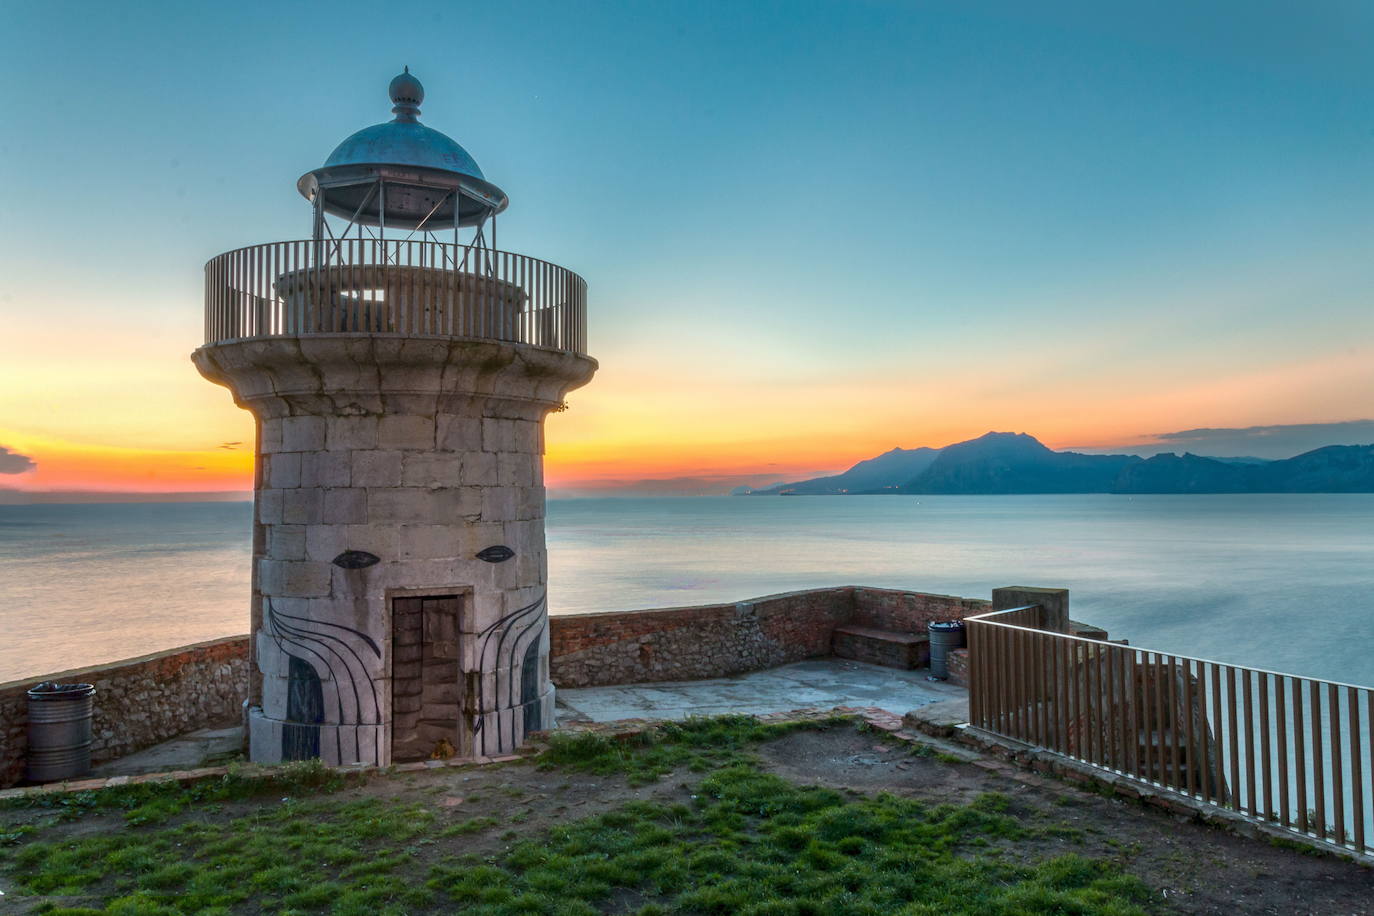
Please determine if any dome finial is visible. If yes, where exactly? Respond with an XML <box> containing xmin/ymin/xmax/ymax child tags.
<box><xmin>389</xmin><ymin>68</ymin><xmax>424</xmax><ymax>122</ymax></box>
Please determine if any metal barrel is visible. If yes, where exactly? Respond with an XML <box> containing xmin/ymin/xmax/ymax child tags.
<box><xmin>26</xmin><ymin>684</ymin><xmax>96</xmax><ymax>782</ymax></box>
<box><xmin>928</xmin><ymin>621</ymin><xmax>967</xmax><ymax>679</ymax></box>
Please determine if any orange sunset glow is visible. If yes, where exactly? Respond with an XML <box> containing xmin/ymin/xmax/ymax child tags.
<box><xmin>3</xmin><ymin>2</ymin><xmax>1373</xmax><ymax>501</ymax></box>
<box><xmin>4</xmin><ymin>330</ymin><xmax>1371</xmax><ymax>498</ymax></box>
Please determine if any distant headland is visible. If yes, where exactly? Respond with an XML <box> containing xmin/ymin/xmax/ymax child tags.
<box><xmin>736</xmin><ymin>431</ymin><xmax>1374</xmax><ymax>496</ymax></box>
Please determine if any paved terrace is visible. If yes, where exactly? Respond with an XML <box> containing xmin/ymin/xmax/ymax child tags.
<box><xmin>555</xmin><ymin>658</ymin><xmax>964</xmax><ymax>723</ymax></box>
<box><xmin>85</xmin><ymin>659</ymin><xmax>962</xmax><ymax>776</ymax></box>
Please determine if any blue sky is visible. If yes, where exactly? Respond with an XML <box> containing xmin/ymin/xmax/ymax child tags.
<box><xmin>2</xmin><ymin>1</ymin><xmax>1372</xmax><ymax>492</ymax></box>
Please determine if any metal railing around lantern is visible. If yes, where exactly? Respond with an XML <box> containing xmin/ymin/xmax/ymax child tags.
<box><xmin>203</xmin><ymin>239</ymin><xmax>587</xmax><ymax>354</ymax></box>
<box><xmin>967</xmin><ymin>606</ymin><xmax>1373</xmax><ymax>857</ymax></box>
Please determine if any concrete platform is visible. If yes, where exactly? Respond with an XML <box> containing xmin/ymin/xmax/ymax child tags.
<box><xmin>555</xmin><ymin>658</ymin><xmax>966</xmax><ymax>723</ymax></box>
<box><xmin>91</xmin><ymin>725</ymin><xmax>243</xmax><ymax>777</ymax></box>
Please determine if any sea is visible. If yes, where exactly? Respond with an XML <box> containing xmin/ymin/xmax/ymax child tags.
<box><xmin>0</xmin><ymin>494</ymin><xmax>1371</xmax><ymax>687</ymax></box>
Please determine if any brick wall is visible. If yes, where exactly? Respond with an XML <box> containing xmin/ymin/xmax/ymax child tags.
<box><xmin>0</xmin><ymin>636</ymin><xmax>250</xmax><ymax>788</ymax></box>
<box><xmin>851</xmin><ymin>588</ymin><xmax>989</xmax><ymax>632</ymax></box>
<box><xmin>946</xmin><ymin>648</ymin><xmax>971</xmax><ymax>687</ymax></box>
<box><xmin>549</xmin><ymin>586</ymin><xmax>986</xmax><ymax>688</ymax></box>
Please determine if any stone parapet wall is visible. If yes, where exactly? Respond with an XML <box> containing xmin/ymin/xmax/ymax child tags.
<box><xmin>549</xmin><ymin>588</ymin><xmax>852</xmax><ymax>688</ymax></box>
<box><xmin>0</xmin><ymin>636</ymin><xmax>250</xmax><ymax>788</ymax></box>
<box><xmin>1</xmin><ymin>584</ymin><xmax>1006</xmax><ymax>785</ymax></box>
<box><xmin>852</xmin><ymin>588</ymin><xmax>990</xmax><ymax>633</ymax></box>
<box><xmin>550</xmin><ymin>586</ymin><xmax>986</xmax><ymax>689</ymax></box>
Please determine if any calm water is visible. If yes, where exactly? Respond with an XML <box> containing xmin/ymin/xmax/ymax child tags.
<box><xmin>1</xmin><ymin>495</ymin><xmax>1371</xmax><ymax>686</ymax></box>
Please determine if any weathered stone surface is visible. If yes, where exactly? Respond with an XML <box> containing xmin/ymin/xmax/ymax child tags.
<box><xmin>351</xmin><ymin>450</ymin><xmax>405</xmax><ymax>488</ymax></box>
<box><xmin>191</xmin><ymin>335</ymin><xmax>598</xmax><ymax>768</ymax></box>
<box><xmin>549</xmin><ymin>586</ymin><xmax>990</xmax><ymax>688</ymax></box>
<box><xmin>992</xmin><ymin>587</ymin><xmax>1069</xmax><ymax>633</ymax></box>
<box><xmin>268</xmin><ymin>452</ymin><xmax>302</xmax><ymax>489</ymax></box>
<box><xmin>0</xmin><ymin>637</ymin><xmax>249</xmax><ymax>788</ymax></box>
<box><xmin>282</xmin><ymin>488</ymin><xmax>323</xmax><ymax>525</ymax></box>
<box><xmin>322</xmin><ymin>487</ymin><xmax>367</xmax><ymax>525</ymax></box>
<box><xmin>281</xmin><ymin>416</ymin><xmax>327</xmax><ymax>452</ymax></box>
<box><xmin>832</xmin><ymin>624</ymin><xmax>929</xmax><ymax>669</ymax></box>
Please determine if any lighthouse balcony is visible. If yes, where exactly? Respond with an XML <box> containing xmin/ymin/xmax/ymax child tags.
<box><xmin>203</xmin><ymin>239</ymin><xmax>587</xmax><ymax>355</ymax></box>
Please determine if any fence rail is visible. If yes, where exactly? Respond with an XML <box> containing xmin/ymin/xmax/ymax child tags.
<box><xmin>203</xmin><ymin>239</ymin><xmax>587</xmax><ymax>355</ymax></box>
<box><xmin>968</xmin><ymin>607</ymin><xmax>1373</xmax><ymax>856</ymax></box>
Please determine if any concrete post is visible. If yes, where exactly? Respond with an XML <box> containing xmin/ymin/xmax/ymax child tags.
<box><xmin>992</xmin><ymin>586</ymin><xmax>1070</xmax><ymax>633</ymax></box>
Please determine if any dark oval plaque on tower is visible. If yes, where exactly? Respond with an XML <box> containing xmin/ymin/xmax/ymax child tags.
<box><xmin>476</xmin><ymin>545</ymin><xmax>515</xmax><ymax>563</ymax></box>
<box><xmin>332</xmin><ymin>550</ymin><xmax>381</xmax><ymax>569</ymax></box>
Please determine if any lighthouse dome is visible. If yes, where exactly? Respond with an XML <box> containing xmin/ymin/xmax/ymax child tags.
<box><xmin>298</xmin><ymin>68</ymin><xmax>507</xmax><ymax>230</ymax></box>
<box><xmin>322</xmin><ymin>120</ymin><xmax>486</xmax><ymax>181</ymax></box>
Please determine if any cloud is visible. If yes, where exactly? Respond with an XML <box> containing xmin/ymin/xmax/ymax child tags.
<box><xmin>0</xmin><ymin>447</ymin><xmax>36</xmax><ymax>475</ymax></box>
<box><xmin>217</xmin><ymin>441</ymin><xmax>243</xmax><ymax>450</ymax></box>
<box><xmin>1076</xmin><ymin>420</ymin><xmax>1374</xmax><ymax>460</ymax></box>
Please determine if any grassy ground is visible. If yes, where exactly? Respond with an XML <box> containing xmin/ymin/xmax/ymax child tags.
<box><xmin>0</xmin><ymin>714</ymin><xmax>1362</xmax><ymax>915</ymax></box>
<box><xmin>0</xmin><ymin>716</ymin><xmax>1152</xmax><ymax>915</ymax></box>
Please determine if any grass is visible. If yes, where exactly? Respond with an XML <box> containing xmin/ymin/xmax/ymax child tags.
<box><xmin>0</xmin><ymin>716</ymin><xmax>1158</xmax><ymax>915</ymax></box>
<box><xmin>425</xmin><ymin>771</ymin><xmax>1152</xmax><ymax>916</ymax></box>
<box><xmin>536</xmin><ymin>713</ymin><xmax>850</xmax><ymax>784</ymax></box>
<box><xmin>1</xmin><ymin>759</ymin><xmax>350</xmax><ymax>827</ymax></box>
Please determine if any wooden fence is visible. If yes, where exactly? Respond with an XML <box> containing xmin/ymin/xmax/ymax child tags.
<box><xmin>967</xmin><ymin>606</ymin><xmax>1373</xmax><ymax>855</ymax></box>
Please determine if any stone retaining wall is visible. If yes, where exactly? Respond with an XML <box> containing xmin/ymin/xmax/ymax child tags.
<box><xmin>2</xmin><ymin>585</ymin><xmax>999</xmax><ymax>785</ymax></box>
<box><xmin>0</xmin><ymin>636</ymin><xmax>250</xmax><ymax>788</ymax></box>
<box><xmin>549</xmin><ymin>586</ymin><xmax>987</xmax><ymax>688</ymax></box>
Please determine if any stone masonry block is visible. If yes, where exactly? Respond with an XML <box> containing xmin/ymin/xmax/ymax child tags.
<box><xmin>367</xmin><ymin>488</ymin><xmax>430</xmax><ymax>525</ymax></box>
<box><xmin>378</xmin><ymin>415</ymin><xmax>434</xmax><ymax>449</ymax></box>
<box><xmin>437</xmin><ymin>415</ymin><xmax>482</xmax><ymax>451</ymax></box>
<box><xmin>368</xmin><ymin>488</ymin><xmax>478</xmax><ymax>525</ymax></box>
<box><xmin>259</xmin><ymin>559</ymin><xmax>331</xmax><ymax>598</ymax></box>
<box><xmin>256</xmin><ymin>489</ymin><xmax>284</xmax><ymax>525</ymax></box>
<box><xmin>301</xmin><ymin>451</ymin><xmax>351</xmax><ymax>488</ymax></box>
<box><xmin>511</xmin><ymin>420</ymin><xmax>539</xmax><ymax>454</ymax></box>
<box><xmin>497</xmin><ymin>452</ymin><xmax>533</xmax><ymax>487</ymax></box>
<box><xmin>517</xmin><ymin>486</ymin><xmax>544</xmax><ymax>520</ymax></box>
<box><xmin>327</xmin><ymin>416</ymin><xmax>378</xmax><ymax>451</ymax></box>
<box><xmin>268</xmin><ymin>452</ymin><xmax>301</xmax><ymax>489</ymax></box>
<box><xmin>482</xmin><ymin>487</ymin><xmax>517</xmax><ymax>522</ymax></box>
<box><xmin>461</xmin><ymin>451</ymin><xmax>498</xmax><ymax>486</ymax></box>
<box><xmin>259</xmin><ymin>418</ymin><xmax>282</xmax><ymax>452</ymax></box>
<box><xmin>282</xmin><ymin>488</ymin><xmax>323</xmax><ymax>525</ymax></box>
<box><xmin>255</xmin><ymin>631</ymin><xmax>291</xmax><ymax>676</ymax></box>
<box><xmin>304</xmin><ymin>525</ymin><xmax>348</xmax><ymax>563</ymax></box>
<box><xmin>401</xmin><ymin>453</ymin><xmax>463</xmax><ymax>488</ymax></box>
<box><xmin>397</xmin><ymin>525</ymin><xmax>463</xmax><ymax>560</ymax></box>
<box><xmin>322</xmin><ymin>487</ymin><xmax>368</xmax><ymax>525</ymax></box>
<box><xmin>481</xmin><ymin>418</ymin><xmax>517</xmax><ymax>453</ymax></box>
<box><xmin>351</xmin><ymin>450</ymin><xmax>404</xmax><ymax>488</ymax></box>
<box><xmin>267</xmin><ymin>525</ymin><xmax>306</xmax><ymax>561</ymax></box>
<box><xmin>280</xmin><ymin>416</ymin><xmax>327</xmax><ymax>452</ymax></box>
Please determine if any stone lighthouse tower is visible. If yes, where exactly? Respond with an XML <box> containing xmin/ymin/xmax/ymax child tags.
<box><xmin>193</xmin><ymin>70</ymin><xmax>595</xmax><ymax>766</ymax></box>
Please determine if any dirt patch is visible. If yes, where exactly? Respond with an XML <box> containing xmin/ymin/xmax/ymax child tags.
<box><xmin>758</xmin><ymin>726</ymin><xmax>1374</xmax><ymax>916</ymax></box>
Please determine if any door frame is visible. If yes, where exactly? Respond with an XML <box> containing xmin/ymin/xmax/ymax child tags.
<box><xmin>385</xmin><ymin>585</ymin><xmax>474</xmax><ymax>762</ymax></box>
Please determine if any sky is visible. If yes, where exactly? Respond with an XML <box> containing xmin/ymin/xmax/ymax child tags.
<box><xmin>1</xmin><ymin>0</ymin><xmax>1372</xmax><ymax>497</ymax></box>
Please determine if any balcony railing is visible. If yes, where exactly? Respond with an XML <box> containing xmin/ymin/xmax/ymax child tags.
<box><xmin>203</xmin><ymin>239</ymin><xmax>587</xmax><ymax>355</ymax></box>
<box><xmin>968</xmin><ymin>606</ymin><xmax>1374</xmax><ymax>857</ymax></box>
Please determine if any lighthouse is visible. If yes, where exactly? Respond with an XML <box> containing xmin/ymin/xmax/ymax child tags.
<box><xmin>193</xmin><ymin>70</ymin><xmax>596</xmax><ymax>766</ymax></box>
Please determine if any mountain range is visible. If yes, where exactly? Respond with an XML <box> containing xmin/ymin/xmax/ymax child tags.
<box><xmin>738</xmin><ymin>432</ymin><xmax>1374</xmax><ymax>495</ymax></box>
